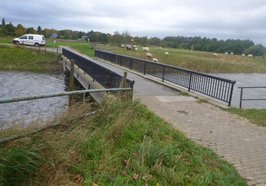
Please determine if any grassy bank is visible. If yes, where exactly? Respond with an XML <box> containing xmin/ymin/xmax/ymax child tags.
<box><xmin>0</xmin><ymin>45</ymin><xmax>60</xmax><ymax>72</ymax></box>
<box><xmin>0</xmin><ymin>100</ymin><xmax>247</xmax><ymax>185</ymax></box>
<box><xmin>97</xmin><ymin>44</ymin><xmax>266</xmax><ymax>73</ymax></box>
<box><xmin>0</xmin><ymin>37</ymin><xmax>94</xmax><ymax>57</ymax></box>
<box><xmin>228</xmin><ymin>108</ymin><xmax>266</xmax><ymax>127</ymax></box>
<box><xmin>46</xmin><ymin>39</ymin><xmax>95</xmax><ymax>57</ymax></box>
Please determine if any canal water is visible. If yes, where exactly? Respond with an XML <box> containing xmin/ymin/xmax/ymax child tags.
<box><xmin>214</xmin><ymin>73</ymin><xmax>266</xmax><ymax>109</ymax></box>
<box><xmin>0</xmin><ymin>71</ymin><xmax>68</xmax><ymax>130</ymax></box>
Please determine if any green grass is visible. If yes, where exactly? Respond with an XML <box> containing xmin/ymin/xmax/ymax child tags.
<box><xmin>97</xmin><ymin>44</ymin><xmax>266</xmax><ymax>73</ymax></box>
<box><xmin>46</xmin><ymin>39</ymin><xmax>95</xmax><ymax>57</ymax></box>
<box><xmin>0</xmin><ymin>45</ymin><xmax>60</xmax><ymax>72</ymax></box>
<box><xmin>0</xmin><ymin>37</ymin><xmax>94</xmax><ymax>57</ymax></box>
<box><xmin>227</xmin><ymin>108</ymin><xmax>266</xmax><ymax>127</ymax></box>
<box><xmin>0</xmin><ymin>100</ymin><xmax>247</xmax><ymax>185</ymax></box>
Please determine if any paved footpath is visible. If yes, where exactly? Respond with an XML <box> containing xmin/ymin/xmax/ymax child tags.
<box><xmin>139</xmin><ymin>95</ymin><xmax>266</xmax><ymax>186</ymax></box>
<box><xmin>67</xmin><ymin>48</ymin><xmax>266</xmax><ymax>185</ymax></box>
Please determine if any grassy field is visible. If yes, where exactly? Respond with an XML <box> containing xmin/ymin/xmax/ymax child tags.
<box><xmin>0</xmin><ymin>37</ymin><xmax>94</xmax><ymax>57</ymax></box>
<box><xmin>0</xmin><ymin>100</ymin><xmax>247</xmax><ymax>185</ymax></box>
<box><xmin>0</xmin><ymin>45</ymin><xmax>60</xmax><ymax>72</ymax></box>
<box><xmin>97</xmin><ymin>44</ymin><xmax>266</xmax><ymax>73</ymax></box>
<box><xmin>227</xmin><ymin>108</ymin><xmax>266</xmax><ymax>127</ymax></box>
<box><xmin>1</xmin><ymin>36</ymin><xmax>266</xmax><ymax>73</ymax></box>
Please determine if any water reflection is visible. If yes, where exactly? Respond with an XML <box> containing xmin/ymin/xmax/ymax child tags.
<box><xmin>0</xmin><ymin>71</ymin><xmax>68</xmax><ymax>130</ymax></box>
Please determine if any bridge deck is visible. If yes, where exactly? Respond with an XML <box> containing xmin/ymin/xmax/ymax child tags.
<box><xmin>63</xmin><ymin>47</ymin><xmax>178</xmax><ymax>98</ymax></box>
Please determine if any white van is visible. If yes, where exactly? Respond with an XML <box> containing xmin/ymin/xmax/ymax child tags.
<box><xmin>13</xmin><ymin>34</ymin><xmax>46</xmax><ymax>47</ymax></box>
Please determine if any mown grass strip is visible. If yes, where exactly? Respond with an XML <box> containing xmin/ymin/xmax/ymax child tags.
<box><xmin>227</xmin><ymin>108</ymin><xmax>266</xmax><ymax>127</ymax></box>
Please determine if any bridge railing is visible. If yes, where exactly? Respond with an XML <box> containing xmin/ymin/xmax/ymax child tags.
<box><xmin>62</xmin><ymin>48</ymin><xmax>135</xmax><ymax>89</ymax></box>
<box><xmin>238</xmin><ymin>86</ymin><xmax>266</xmax><ymax>108</ymax></box>
<box><xmin>95</xmin><ymin>50</ymin><xmax>236</xmax><ymax>106</ymax></box>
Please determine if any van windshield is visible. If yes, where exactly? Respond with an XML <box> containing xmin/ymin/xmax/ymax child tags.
<box><xmin>19</xmin><ymin>36</ymin><xmax>27</xmax><ymax>39</ymax></box>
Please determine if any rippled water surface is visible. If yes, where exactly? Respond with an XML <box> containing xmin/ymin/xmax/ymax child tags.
<box><xmin>0</xmin><ymin>71</ymin><xmax>68</xmax><ymax>130</ymax></box>
<box><xmin>214</xmin><ymin>73</ymin><xmax>266</xmax><ymax>109</ymax></box>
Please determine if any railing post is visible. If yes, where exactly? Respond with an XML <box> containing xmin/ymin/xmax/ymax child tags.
<box><xmin>188</xmin><ymin>72</ymin><xmax>193</xmax><ymax>91</ymax></box>
<box><xmin>162</xmin><ymin>66</ymin><xmax>165</xmax><ymax>82</ymax></box>
<box><xmin>239</xmin><ymin>87</ymin><xmax>243</xmax><ymax>109</ymax></box>
<box><xmin>144</xmin><ymin>61</ymin><xmax>147</xmax><ymax>75</ymax></box>
<box><xmin>83</xmin><ymin>93</ymin><xmax>86</xmax><ymax>104</ymax></box>
<box><xmin>228</xmin><ymin>81</ymin><xmax>235</xmax><ymax>106</ymax></box>
<box><xmin>130</xmin><ymin>59</ymin><xmax>133</xmax><ymax>70</ymax></box>
<box><xmin>69</xmin><ymin>59</ymin><xmax>75</xmax><ymax>91</ymax></box>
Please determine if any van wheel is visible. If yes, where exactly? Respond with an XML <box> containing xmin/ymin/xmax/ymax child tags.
<box><xmin>34</xmin><ymin>43</ymin><xmax>39</xmax><ymax>47</ymax></box>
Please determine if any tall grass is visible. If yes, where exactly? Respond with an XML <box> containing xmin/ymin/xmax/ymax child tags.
<box><xmin>0</xmin><ymin>100</ymin><xmax>247</xmax><ymax>185</ymax></box>
<box><xmin>0</xmin><ymin>145</ymin><xmax>45</xmax><ymax>185</ymax></box>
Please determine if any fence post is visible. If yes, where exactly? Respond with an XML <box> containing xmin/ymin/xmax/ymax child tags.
<box><xmin>228</xmin><ymin>81</ymin><xmax>235</xmax><ymax>107</ymax></box>
<box><xmin>188</xmin><ymin>72</ymin><xmax>193</xmax><ymax>91</ymax></box>
<box><xmin>239</xmin><ymin>87</ymin><xmax>243</xmax><ymax>108</ymax></box>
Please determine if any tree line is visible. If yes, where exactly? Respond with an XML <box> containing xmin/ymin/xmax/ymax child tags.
<box><xmin>1</xmin><ymin>18</ymin><xmax>265</xmax><ymax>56</ymax></box>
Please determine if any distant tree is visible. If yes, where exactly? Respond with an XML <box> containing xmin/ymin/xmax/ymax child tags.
<box><xmin>148</xmin><ymin>37</ymin><xmax>161</xmax><ymax>46</ymax></box>
<box><xmin>42</xmin><ymin>28</ymin><xmax>52</xmax><ymax>38</ymax></box>
<box><xmin>4</xmin><ymin>22</ymin><xmax>16</xmax><ymax>35</ymax></box>
<box><xmin>15</xmin><ymin>24</ymin><xmax>26</xmax><ymax>36</ymax></box>
<box><xmin>1</xmin><ymin>18</ymin><xmax>5</xmax><ymax>26</ymax></box>
<box><xmin>245</xmin><ymin>44</ymin><xmax>266</xmax><ymax>56</ymax></box>
<box><xmin>26</xmin><ymin>27</ymin><xmax>37</xmax><ymax>34</ymax></box>
<box><xmin>37</xmin><ymin>26</ymin><xmax>42</xmax><ymax>34</ymax></box>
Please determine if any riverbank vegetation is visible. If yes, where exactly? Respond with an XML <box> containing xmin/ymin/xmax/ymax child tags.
<box><xmin>0</xmin><ymin>100</ymin><xmax>247</xmax><ymax>185</ymax></box>
<box><xmin>228</xmin><ymin>108</ymin><xmax>266</xmax><ymax>127</ymax></box>
<box><xmin>0</xmin><ymin>45</ymin><xmax>60</xmax><ymax>72</ymax></box>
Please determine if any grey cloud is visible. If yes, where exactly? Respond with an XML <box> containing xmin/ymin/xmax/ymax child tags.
<box><xmin>1</xmin><ymin>0</ymin><xmax>266</xmax><ymax>45</ymax></box>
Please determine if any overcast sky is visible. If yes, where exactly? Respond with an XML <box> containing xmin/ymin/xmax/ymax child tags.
<box><xmin>1</xmin><ymin>0</ymin><xmax>266</xmax><ymax>45</ymax></box>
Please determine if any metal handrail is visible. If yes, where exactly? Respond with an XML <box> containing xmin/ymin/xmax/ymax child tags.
<box><xmin>95</xmin><ymin>49</ymin><xmax>236</xmax><ymax>106</ymax></box>
<box><xmin>0</xmin><ymin>88</ymin><xmax>132</xmax><ymax>104</ymax></box>
<box><xmin>238</xmin><ymin>86</ymin><xmax>266</xmax><ymax>108</ymax></box>
<box><xmin>62</xmin><ymin>48</ymin><xmax>135</xmax><ymax>88</ymax></box>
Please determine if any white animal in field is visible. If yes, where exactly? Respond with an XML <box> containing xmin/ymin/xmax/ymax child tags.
<box><xmin>230</xmin><ymin>52</ymin><xmax>234</xmax><ymax>55</ymax></box>
<box><xmin>248</xmin><ymin>54</ymin><xmax>253</xmax><ymax>57</ymax></box>
<box><xmin>165</xmin><ymin>51</ymin><xmax>169</xmax><ymax>55</ymax></box>
<box><xmin>143</xmin><ymin>47</ymin><xmax>150</xmax><ymax>52</ymax></box>
<box><xmin>134</xmin><ymin>47</ymin><xmax>138</xmax><ymax>51</ymax></box>
<box><xmin>121</xmin><ymin>44</ymin><xmax>125</xmax><ymax>48</ymax></box>
<box><xmin>213</xmin><ymin>53</ymin><xmax>218</xmax><ymax>56</ymax></box>
<box><xmin>152</xmin><ymin>58</ymin><xmax>159</xmax><ymax>62</ymax></box>
<box><xmin>146</xmin><ymin>53</ymin><xmax>152</xmax><ymax>58</ymax></box>
<box><xmin>242</xmin><ymin>53</ymin><xmax>246</xmax><ymax>56</ymax></box>
<box><xmin>225</xmin><ymin>52</ymin><xmax>228</xmax><ymax>55</ymax></box>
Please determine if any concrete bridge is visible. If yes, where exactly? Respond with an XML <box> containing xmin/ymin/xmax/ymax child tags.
<box><xmin>62</xmin><ymin>48</ymin><xmax>266</xmax><ymax>185</ymax></box>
